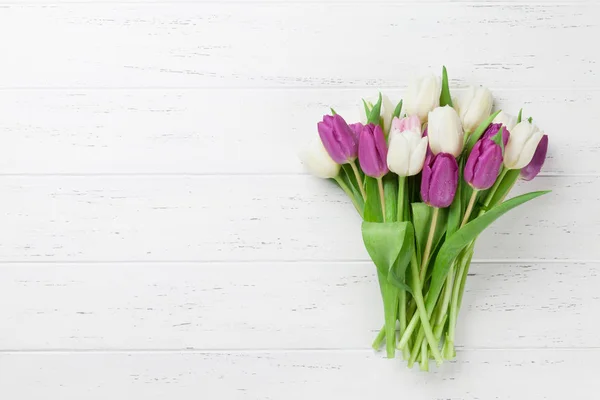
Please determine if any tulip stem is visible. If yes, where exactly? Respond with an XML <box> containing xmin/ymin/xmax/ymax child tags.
<box><xmin>376</xmin><ymin>177</ymin><xmax>386</xmax><ymax>222</ymax></box>
<box><xmin>349</xmin><ymin>161</ymin><xmax>366</xmax><ymax>200</ymax></box>
<box><xmin>397</xmin><ymin>176</ymin><xmax>407</xmax><ymax>222</ymax></box>
<box><xmin>420</xmin><ymin>207</ymin><xmax>439</xmax><ymax>283</ymax></box>
<box><xmin>333</xmin><ymin>176</ymin><xmax>362</xmax><ymax>216</ymax></box>
<box><xmin>461</xmin><ymin>190</ymin><xmax>478</xmax><ymax>227</ymax></box>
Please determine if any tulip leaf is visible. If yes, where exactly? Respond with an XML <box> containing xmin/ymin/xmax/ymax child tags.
<box><xmin>447</xmin><ymin>164</ymin><xmax>464</xmax><ymax>237</ymax></box>
<box><xmin>465</xmin><ymin>110</ymin><xmax>502</xmax><ymax>152</ymax></box>
<box><xmin>392</xmin><ymin>99</ymin><xmax>403</xmax><ymax>119</ymax></box>
<box><xmin>363</xmin><ymin>99</ymin><xmax>372</xmax><ymax>117</ymax></box>
<box><xmin>517</xmin><ymin>108</ymin><xmax>523</xmax><ymax>123</ymax></box>
<box><xmin>364</xmin><ymin>176</ymin><xmax>384</xmax><ymax>223</ymax></box>
<box><xmin>411</xmin><ymin>203</ymin><xmax>448</xmax><ymax>266</ymax></box>
<box><xmin>367</xmin><ymin>93</ymin><xmax>383</xmax><ymax>125</ymax></box>
<box><xmin>338</xmin><ymin>166</ymin><xmax>365</xmax><ymax>213</ymax></box>
<box><xmin>491</xmin><ymin>126</ymin><xmax>505</xmax><ymax>152</ymax></box>
<box><xmin>440</xmin><ymin>66</ymin><xmax>453</xmax><ymax>107</ymax></box>
<box><xmin>528</xmin><ymin>116</ymin><xmax>533</xmax><ymax>123</ymax></box>
<box><xmin>330</xmin><ymin>107</ymin><xmax>337</xmax><ymax>115</ymax></box>
<box><xmin>424</xmin><ymin>190</ymin><xmax>550</xmax><ymax>315</ymax></box>
<box><xmin>488</xmin><ymin>168</ymin><xmax>520</xmax><ymax>207</ymax></box>
<box><xmin>362</xmin><ymin>221</ymin><xmax>414</xmax><ymax>294</ymax></box>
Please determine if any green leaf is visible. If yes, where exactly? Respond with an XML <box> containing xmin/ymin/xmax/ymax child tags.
<box><xmin>491</xmin><ymin>126</ymin><xmax>505</xmax><ymax>153</ymax></box>
<box><xmin>425</xmin><ymin>190</ymin><xmax>551</xmax><ymax>315</ymax></box>
<box><xmin>363</xmin><ymin>177</ymin><xmax>383</xmax><ymax>222</ymax></box>
<box><xmin>383</xmin><ymin>174</ymin><xmax>398</xmax><ymax>223</ymax></box>
<box><xmin>362</xmin><ymin>221</ymin><xmax>414</xmax><ymax>293</ymax></box>
<box><xmin>363</xmin><ymin>99</ymin><xmax>372</xmax><ymax>117</ymax></box>
<box><xmin>488</xmin><ymin>168</ymin><xmax>520</xmax><ymax>206</ymax></box>
<box><xmin>338</xmin><ymin>166</ymin><xmax>365</xmax><ymax>212</ymax></box>
<box><xmin>392</xmin><ymin>99</ymin><xmax>403</xmax><ymax>119</ymax></box>
<box><xmin>330</xmin><ymin>107</ymin><xmax>337</xmax><ymax>115</ymax></box>
<box><xmin>367</xmin><ymin>93</ymin><xmax>383</xmax><ymax>125</ymax></box>
<box><xmin>465</xmin><ymin>110</ymin><xmax>502</xmax><ymax>151</ymax></box>
<box><xmin>411</xmin><ymin>203</ymin><xmax>448</xmax><ymax>266</ymax></box>
<box><xmin>528</xmin><ymin>116</ymin><xmax>533</xmax><ymax>123</ymax></box>
<box><xmin>517</xmin><ymin>108</ymin><xmax>523</xmax><ymax>123</ymax></box>
<box><xmin>440</xmin><ymin>66</ymin><xmax>453</xmax><ymax>107</ymax></box>
<box><xmin>447</xmin><ymin>166</ymin><xmax>463</xmax><ymax>237</ymax></box>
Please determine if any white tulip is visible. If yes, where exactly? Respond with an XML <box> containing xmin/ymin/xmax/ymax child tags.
<box><xmin>427</xmin><ymin>106</ymin><xmax>464</xmax><ymax>157</ymax></box>
<box><xmin>493</xmin><ymin>110</ymin><xmax>517</xmax><ymax>131</ymax></box>
<box><xmin>405</xmin><ymin>74</ymin><xmax>441</xmax><ymax>123</ymax></box>
<box><xmin>455</xmin><ymin>86</ymin><xmax>493</xmax><ymax>132</ymax></box>
<box><xmin>300</xmin><ymin>137</ymin><xmax>340</xmax><ymax>179</ymax></box>
<box><xmin>387</xmin><ymin>116</ymin><xmax>428</xmax><ymax>177</ymax></box>
<box><xmin>504</xmin><ymin>121</ymin><xmax>544</xmax><ymax>169</ymax></box>
<box><xmin>360</xmin><ymin>93</ymin><xmax>394</xmax><ymax>133</ymax></box>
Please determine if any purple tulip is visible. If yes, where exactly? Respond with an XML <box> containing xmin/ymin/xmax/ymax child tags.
<box><xmin>464</xmin><ymin>137</ymin><xmax>504</xmax><ymax>190</ymax></box>
<box><xmin>482</xmin><ymin>123</ymin><xmax>509</xmax><ymax>147</ymax></box>
<box><xmin>317</xmin><ymin>114</ymin><xmax>358</xmax><ymax>164</ymax></box>
<box><xmin>358</xmin><ymin>123</ymin><xmax>389</xmax><ymax>178</ymax></box>
<box><xmin>520</xmin><ymin>134</ymin><xmax>548</xmax><ymax>181</ymax></box>
<box><xmin>349</xmin><ymin>122</ymin><xmax>364</xmax><ymax>141</ymax></box>
<box><xmin>421</xmin><ymin>153</ymin><xmax>458</xmax><ymax>208</ymax></box>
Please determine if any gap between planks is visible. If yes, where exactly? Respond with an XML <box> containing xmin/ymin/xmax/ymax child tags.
<box><xmin>0</xmin><ymin>259</ymin><xmax>597</xmax><ymax>264</ymax></box>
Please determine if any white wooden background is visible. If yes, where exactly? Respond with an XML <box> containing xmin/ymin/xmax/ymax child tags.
<box><xmin>0</xmin><ymin>1</ymin><xmax>599</xmax><ymax>398</ymax></box>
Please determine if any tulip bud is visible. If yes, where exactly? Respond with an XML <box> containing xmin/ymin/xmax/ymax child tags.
<box><xmin>493</xmin><ymin>111</ymin><xmax>517</xmax><ymax>132</ymax></box>
<box><xmin>317</xmin><ymin>114</ymin><xmax>358</xmax><ymax>164</ymax></box>
<box><xmin>464</xmin><ymin>137</ymin><xmax>504</xmax><ymax>190</ymax></box>
<box><xmin>421</xmin><ymin>153</ymin><xmax>459</xmax><ymax>208</ymax></box>
<box><xmin>455</xmin><ymin>86</ymin><xmax>493</xmax><ymax>132</ymax></box>
<box><xmin>427</xmin><ymin>105</ymin><xmax>464</xmax><ymax>157</ymax></box>
<box><xmin>387</xmin><ymin>116</ymin><xmax>428</xmax><ymax>177</ymax></box>
<box><xmin>405</xmin><ymin>74</ymin><xmax>441</xmax><ymax>123</ymax></box>
<box><xmin>349</xmin><ymin>122</ymin><xmax>364</xmax><ymax>141</ymax></box>
<box><xmin>482</xmin><ymin>123</ymin><xmax>509</xmax><ymax>147</ymax></box>
<box><xmin>358</xmin><ymin>123</ymin><xmax>389</xmax><ymax>178</ymax></box>
<box><xmin>360</xmin><ymin>94</ymin><xmax>394</xmax><ymax>133</ymax></box>
<box><xmin>520</xmin><ymin>134</ymin><xmax>548</xmax><ymax>181</ymax></box>
<box><xmin>300</xmin><ymin>137</ymin><xmax>341</xmax><ymax>179</ymax></box>
<box><xmin>504</xmin><ymin>121</ymin><xmax>544</xmax><ymax>169</ymax></box>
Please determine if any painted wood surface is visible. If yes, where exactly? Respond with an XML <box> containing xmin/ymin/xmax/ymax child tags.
<box><xmin>0</xmin><ymin>0</ymin><xmax>598</xmax><ymax>398</ymax></box>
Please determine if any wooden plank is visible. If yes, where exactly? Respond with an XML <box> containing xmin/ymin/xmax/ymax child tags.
<box><xmin>0</xmin><ymin>350</ymin><xmax>597</xmax><ymax>399</ymax></box>
<box><xmin>0</xmin><ymin>261</ymin><xmax>597</xmax><ymax>350</ymax></box>
<box><xmin>0</xmin><ymin>175</ymin><xmax>592</xmax><ymax>262</ymax></box>
<box><xmin>0</xmin><ymin>88</ymin><xmax>594</xmax><ymax>175</ymax></box>
<box><xmin>0</xmin><ymin>4</ymin><xmax>597</xmax><ymax>88</ymax></box>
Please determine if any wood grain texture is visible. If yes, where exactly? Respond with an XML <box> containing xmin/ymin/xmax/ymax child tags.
<box><xmin>0</xmin><ymin>175</ymin><xmax>590</xmax><ymax>262</ymax></box>
<box><xmin>0</xmin><ymin>89</ymin><xmax>595</xmax><ymax>175</ymax></box>
<box><xmin>0</xmin><ymin>3</ymin><xmax>598</xmax><ymax>88</ymax></box>
<box><xmin>0</xmin><ymin>350</ymin><xmax>598</xmax><ymax>399</ymax></box>
<box><xmin>0</xmin><ymin>261</ymin><xmax>597</xmax><ymax>350</ymax></box>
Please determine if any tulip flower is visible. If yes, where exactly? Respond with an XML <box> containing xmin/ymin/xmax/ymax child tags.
<box><xmin>482</xmin><ymin>122</ymin><xmax>509</xmax><ymax>147</ymax></box>
<box><xmin>317</xmin><ymin>114</ymin><xmax>358</xmax><ymax>164</ymax></box>
<box><xmin>421</xmin><ymin>153</ymin><xmax>459</xmax><ymax>208</ymax></box>
<box><xmin>300</xmin><ymin>137</ymin><xmax>341</xmax><ymax>179</ymax></box>
<box><xmin>427</xmin><ymin>105</ymin><xmax>464</xmax><ymax>157</ymax></box>
<box><xmin>493</xmin><ymin>111</ymin><xmax>517</xmax><ymax>132</ymax></box>
<box><xmin>405</xmin><ymin>74</ymin><xmax>441</xmax><ymax>123</ymax></box>
<box><xmin>349</xmin><ymin>122</ymin><xmax>364</xmax><ymax>141</ymax></box>
<box><xmin>387</xmin><ymin>116</ymin><xmax>428</xmax><ymax>177</ymax></box>
<box><xmin>360</xmin><ymin>94</ymin><xmax>394</xmax><ymax>133</ymax></box>
<box><xmin>455</xmin><ymin>86</ymin><xmax>493</xmax><ymax>132</ymax></box>
<box><xmin>359</xmin><ymin>123</ymin><xmax>388</xmax><ymax>178</ymax></box>
<box><xmin>504</xmin><ymin>121</ymin><xmax>544</xmax><ymax>169</ymax></box>
<box><xmin>464</xmin><ymin>137</ymin><xmax>504</xmax><ymax>190</ymax></box>
<box><xmin>521</xmin><ymin>134</ymin><xmax>548</xmax><ymax>181</ymax></box>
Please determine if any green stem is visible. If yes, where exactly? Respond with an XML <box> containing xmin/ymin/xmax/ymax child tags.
<box><xmin>434</xmin><ymin>263</ymin><xmax>455</xmax><ymax>340</ymax></box>
<box><xmin>397</xmin><ymin>176</ymin><xmax>407</xmax><ymax>222</ymax></box>
<box><xmin>483</xmin><ymin>167</ymin><xmax>508</xmax><ymax>210</ymax></box>
<box><xmin>349</xmin><ymin>160</ymin><xmax>366</xmax><ymax>200</ymax></box>
<box><xmin>376</xmin><ymin>177</ymin><xmax>386</xmax><ymax>222</ymax></box>
<box><xmin>378</xmin><ymin>272</ymin><xmax>398</xmax><ymax>358</ymax></box>
<box><xmin>333</xmin><ymin>176</ymin><xmax>362</xmax><ymax>216</ymax></box>
<box><xmin>398</xmin><ymin>290</ymin><xmax>410</xmax><ymax>360</ymax></box>
<box><xmin>461</xmin><ymin>190</ymin><xmax>478</xmax><ymax>227</ymax></box>
<box><xmin>420</xmin><ymin>207</ymin><xmax>439</xmax><ymax>283</ymax></box>
<box><xmin>408</xmin><ymin>252</ymin><xmax>443</xmax><ymax>365</ymax></box>
<box><xmin>371</xmin><ymin>326</ymin><xmax>385</xmax><ymax>350</ymax></box>
<box><xmin>420</xmin><ymin>341</ymin><xmax>429</xmax><ymax>371</ymax></box>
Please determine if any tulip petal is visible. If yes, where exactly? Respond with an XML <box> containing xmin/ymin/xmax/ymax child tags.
<box><xmin>521</xmin><ymin>134</ymin><xmax>549</xmax><ymax>181</ymax></box>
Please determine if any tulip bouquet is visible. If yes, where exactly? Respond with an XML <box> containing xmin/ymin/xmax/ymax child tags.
<box><xmin>302</xmin><ymin>67</ymin><xmax>550</xmax><ymax>370</ymax></box>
